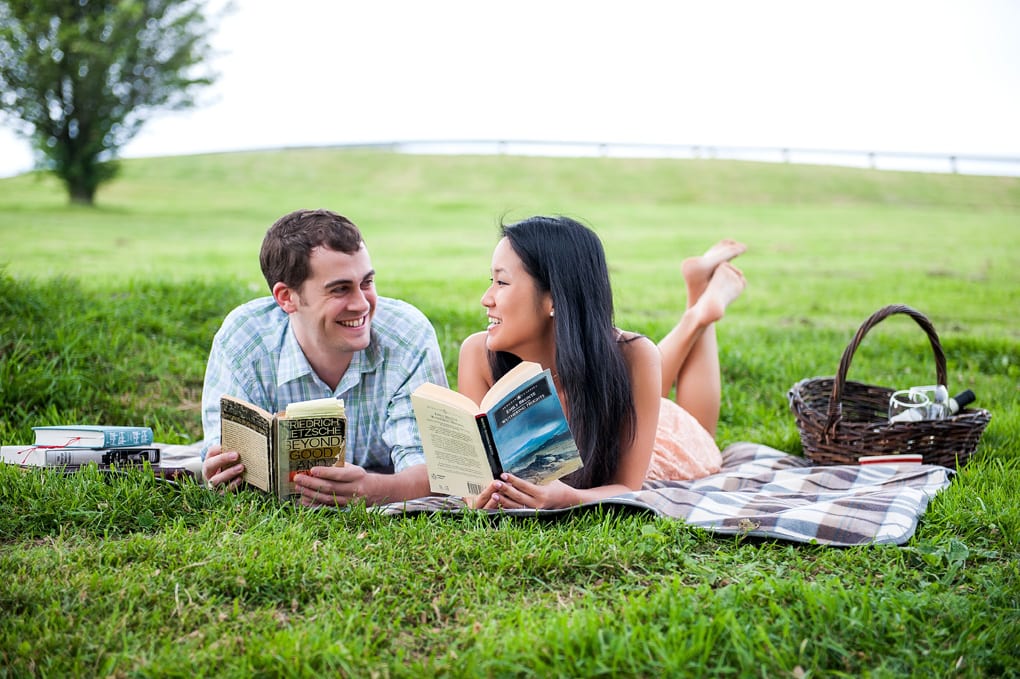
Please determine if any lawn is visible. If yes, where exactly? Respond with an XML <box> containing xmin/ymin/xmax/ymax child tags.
<box><xmin>0</xmin><ymin>150</ymin><xmax>1018</xmax><ymax>677</ymax></box>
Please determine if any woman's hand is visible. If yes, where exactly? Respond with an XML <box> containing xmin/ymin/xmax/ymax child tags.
<box><xmin>470</xmin><ymin>474</ymin><xmax>580</xmax><ymax>510</ymax></box>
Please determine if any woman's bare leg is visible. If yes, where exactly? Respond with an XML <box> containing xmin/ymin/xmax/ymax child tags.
<box><xmin>659</xmin><ymin>241</ymin><xmax>746</xmax><ymax>436</ymax></box>
<box><xmin>659</xmin><ymin>241</ymin><xmax>745</xmax><ymax>393</ymax></box>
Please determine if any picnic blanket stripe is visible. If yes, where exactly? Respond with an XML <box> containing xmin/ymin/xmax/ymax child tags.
<box><xmin>675</xmin><ymin>489</ymin><xmax>932</xmax><ymax>545</ymax></box>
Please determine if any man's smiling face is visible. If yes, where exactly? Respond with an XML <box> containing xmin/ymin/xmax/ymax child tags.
<box><xmin>286</xmin><ymin>244</ymin><xmax>377</xmax><ymax>359</ymax></box>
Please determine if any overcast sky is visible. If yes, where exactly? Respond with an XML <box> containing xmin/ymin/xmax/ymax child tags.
<box><xmin>1</xmin><ymin>0</ymin><xmax>1018</xmax><ymax>178</ymax></box>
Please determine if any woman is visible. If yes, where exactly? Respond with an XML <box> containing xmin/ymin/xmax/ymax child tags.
<box><xmin>458</xmin><ymin>216</ymin><xmax>746</xmax><ymax>509</ymax></box>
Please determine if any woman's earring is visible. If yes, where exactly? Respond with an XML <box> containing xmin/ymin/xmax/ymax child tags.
<box><xmin>550</xmin><ymin>310</ymin><xmax>555</xmax><ymax>318</ymax></box>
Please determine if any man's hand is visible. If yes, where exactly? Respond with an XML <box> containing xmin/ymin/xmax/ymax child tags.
<box><xmin>202</xmin><ymin>443</ymin><xmax>245</xmax><ymax>491</ymax></box>
<box><xmin>292</xmin><ymin>463</ymin><xmax>368</xmax><ymax>507</ymax></box>
<box><xmin>292</xmin><ymin>463</ymin><xmax>431</xmax><ymax>507</ymax></box>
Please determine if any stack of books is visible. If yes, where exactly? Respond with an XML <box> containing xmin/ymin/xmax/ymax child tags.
<box><xmin>1</xmin><ymin>425</ymin><xmax>195</xmax><ymax>480</ymax></box>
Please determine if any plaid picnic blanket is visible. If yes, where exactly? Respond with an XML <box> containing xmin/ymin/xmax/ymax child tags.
<box><xmin>373</xmin><ymin>442</ymin><xmax>955</xmax><ymax>546</ymax></box>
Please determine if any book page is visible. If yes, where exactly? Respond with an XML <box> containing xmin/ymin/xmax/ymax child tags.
<box><xmin>220</xmin><ymin>396</ymin><xmax>273</xmax><ymax>492</ymax></box>
<box><xmin>284</xmin><ymin>397</ymin><xmax>345</xmax><ymax>418</ymax></box>
<box><xmin>1</xmin><ymin>445</ymin><xmax>46</xmax><ymax>466</ymax></box>
<box><xmin>479</xmin><ymin>361</ymin><xmax>544</xmax><ymax>412</ymax></box>
<box><xmin>412</xmin><ymin>382</ymin><xmax>481</xmax><ymax>413</ymax></box>
<box><xmin>411</xmin><ymin>396</ymin><xmax>496</xmax><ymax>497</ymax></box>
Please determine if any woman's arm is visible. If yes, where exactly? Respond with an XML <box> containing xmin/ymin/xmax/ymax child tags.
<box><xmin>611</xmin><ymin>333</ymin><xmax>662</xmax><ymax>490</ymax></box>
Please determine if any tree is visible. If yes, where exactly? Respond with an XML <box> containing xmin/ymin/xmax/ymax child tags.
<box><xmin>0</xmin><ymin>0</ymin><xmax>218</xmax><ymax>205</ymax></box>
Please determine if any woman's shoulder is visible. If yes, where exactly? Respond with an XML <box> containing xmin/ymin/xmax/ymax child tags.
<box><xmin>615</xmin><ymin>328</ymin><xmax>660</xmax><ymax>367</ymax></box>
<box><xmin>615</xmin><ymin>328</ymin><xmax>655</xmax><ymax>351</ymax></box>
<box><xmin>460</xmin><ymin>331</ymin><xmax>488</xmax><ymax>355</ymax></box>
<box><xmin>615</xmin><ymin>328</ymin><xmax>648</xmax><ymax>343</ymax></box>
<box><xmin>458</xmin><ymin>331</ymin><xmax>494</xmax><ymax>396</ymax></box>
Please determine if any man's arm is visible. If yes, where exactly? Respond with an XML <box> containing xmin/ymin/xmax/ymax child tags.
<box><xmin>201</xmin><ymin>362</ymin><xmax>256</xmax><ymax>487</ymax></box>
<box><xmin>381</xmin><ymin>318</ymin><xmax>449</xmax><ymax>472</ymax></box>
<box><xmin>199</xmin><ymin>299</ymin><xmax>280</xmax><ymax>459</ymax></box>
<box><xmin>199</xmin><ymin>313</ymin><xmax>271</xmax><ymax>486</ymax></box>
<box><xmin>200</xmin><ymin>330</ymin><xmax>255</xmax><ymax>457</ymax></box>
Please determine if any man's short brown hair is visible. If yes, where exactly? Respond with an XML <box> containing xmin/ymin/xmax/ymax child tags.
<box><xmin>259</xmin><ymin>209</ymin><xmax>364</xmax><ymax>291</ymax></box>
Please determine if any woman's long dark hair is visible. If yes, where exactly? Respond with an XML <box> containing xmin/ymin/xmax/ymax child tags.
<box><xmin>488</xmin><ymin>216</ymin><xmax>636</xmax><ymax>488</ymax></box>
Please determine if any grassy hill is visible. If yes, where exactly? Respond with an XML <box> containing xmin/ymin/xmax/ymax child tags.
<box><xmin>0</xmin><ymin>150</ymin><xmax>1017</xmax><ymax>677</ymax></box>
<box><xmin>3</xmin><ymin>149</ymin><xmax>1017</xmax><ymax>329</ymax></box>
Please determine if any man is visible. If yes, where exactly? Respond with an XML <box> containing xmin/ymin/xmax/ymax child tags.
<box><xmin>201</xmin><ymin>208</ymin><xmax>447</xmax><ymax>506</ymax></box>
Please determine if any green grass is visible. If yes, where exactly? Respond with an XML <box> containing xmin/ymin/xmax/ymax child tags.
<box><xmin>0</xmin><ymin>150</ymin><xmax>1018</xmax><ymax>677</ymax></box>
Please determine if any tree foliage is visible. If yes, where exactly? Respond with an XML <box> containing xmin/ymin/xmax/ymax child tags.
<box><xmin>0</xmin><ymin>0</ymin><xmax>218</xmax><ymax>204</ymax></box>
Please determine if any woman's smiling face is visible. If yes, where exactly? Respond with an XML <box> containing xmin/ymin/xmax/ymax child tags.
<box><xmin>480</xmin><ymin>237</ymin><xmax>553</xmax><ymax>356</ymax></box>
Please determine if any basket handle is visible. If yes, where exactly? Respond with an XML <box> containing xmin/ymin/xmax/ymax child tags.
<box><xmin>825</xmin><ymin>304</ymin><xmax>948</xmax><ymax>431</ymax></box>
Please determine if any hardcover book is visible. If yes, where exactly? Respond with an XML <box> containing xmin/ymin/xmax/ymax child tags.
<box><xmin>32</xmin><ymin>425</ymin><xmax>154</xmax><ymax>448</ymax></box>
<box><xmin>411</xmin><ymin>361</ymin><xmax>583</xmax><ymax>497</ymax></box>
<box><xmin>858</xmin><ymin>454</ymin><xmax>923</xmax><ymax>465</ymax></box>
<box><xmin>220</xmin><ymin>395</ymin><xmax>347</xmax><ymax>500</ymax></box>
<box><xmin>1</xmin><ymin>445</ymin><xmax>161</xmax><ymax>467</ymax></box>
<box><xmin>0</xmin><ymin>444</ymin><xmax>196</xmax><ymax>481</ymax></box>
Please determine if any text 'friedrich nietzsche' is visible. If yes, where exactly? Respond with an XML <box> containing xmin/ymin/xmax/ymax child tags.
<box><xmin>287</xmin><ymin>418</ymin><xmax>346</xmax><ymax>454</ymax></box>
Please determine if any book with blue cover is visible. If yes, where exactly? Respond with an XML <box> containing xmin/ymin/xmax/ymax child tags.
<box><xmin>411</xmin><ymin>361</ymin><xmax>583</xmax><ymax>497</ymax></box>
<box><xmin>32</xmin><ymin>425</ymin><xmax>154</xmax><ymax>448</ymax></box>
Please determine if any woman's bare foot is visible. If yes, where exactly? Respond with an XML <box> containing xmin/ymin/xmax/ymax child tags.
<box><xmin>692</xmin><ymin>262</ymin><xmax>746</xmax><ymax>325</ymax></box>
<box><xmin>681</xmin><ymin>239</ymin><xmax>747</xmax><ymax>306</ymax></box>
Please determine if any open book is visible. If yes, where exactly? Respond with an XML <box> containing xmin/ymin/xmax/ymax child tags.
<box><xmin>220</xmin><ymin>395</ymin><xmax>347</xmax><ymax>500</ymax></box>
<box><xmin>411</xmin><ymin>361</ymin><xmax>583</xmax><ymax>497</ymax></box>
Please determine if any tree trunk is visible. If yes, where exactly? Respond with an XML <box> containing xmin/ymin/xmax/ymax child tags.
<box><xmin>68</xmin><ymin>183</ymin><xmax>96</xmax><ymax>206</ymax></box>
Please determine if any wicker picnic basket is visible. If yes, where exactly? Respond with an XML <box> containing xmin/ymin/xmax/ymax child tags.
<box><xmin>787</xmin><ymin>304</ymin><xmax>991</xmax><ymax>468</ymax></box>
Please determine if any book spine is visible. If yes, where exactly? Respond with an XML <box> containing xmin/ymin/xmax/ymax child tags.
<box><xmin>272</xmin><ymin>418</ymin><xmax>281</xmax><ymax>499</ymax></box>
<box><xmin>102</xmin><ymin>428</ymin><xmax>154</xmax><ymax>447</ymax></box>
<box><xmin>46</xmin><ymin>447</ymin><xmax>161</xmax><ymax>466</ymax></box>
<box><xmin>475</xmin><ymin>415</ymin><xmax>504</xmax><ymax>480</ymax></box>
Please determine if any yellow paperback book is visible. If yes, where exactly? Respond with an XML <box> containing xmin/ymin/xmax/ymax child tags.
<box><xmin>220</xmin><ymin>395</ymin><xmax>347</xmax><ymax>500</ymax></box>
